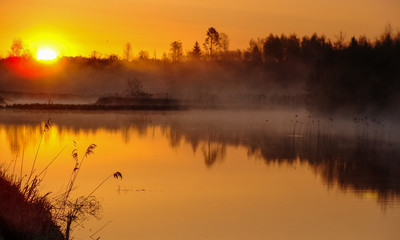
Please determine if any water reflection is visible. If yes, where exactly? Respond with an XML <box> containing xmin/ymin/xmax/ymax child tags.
<box><xmin>1</xmin><ymin>109</ymin><xmax>399</xmax><ymax>204</ymax></box>
<box><xmin>202</xmin><ymin>136</ymin><xmax>226</xmax><ymax>167</ymax></box>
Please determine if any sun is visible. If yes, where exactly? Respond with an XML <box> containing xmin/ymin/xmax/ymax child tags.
<box><xmin>36</xmin><ymin>48</ymin><xmax>58</xmax><ymax>61</ymax></box>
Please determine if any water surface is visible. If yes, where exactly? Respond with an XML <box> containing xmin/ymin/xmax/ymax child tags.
<box><xmin>1</xmin><ymin>109</ymin><xmax>400</xmax><ymax>240</ymax></box>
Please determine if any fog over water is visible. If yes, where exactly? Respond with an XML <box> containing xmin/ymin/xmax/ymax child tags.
<box><xmin>1</xmin><ymin>30</ymin><xmax>399</xmax><ymax>117</ymax></box>
<box><xmin>1</xmin><ymin>109</ymin><xmax>400</xmax><ymax>239</ymax></box>
<box><xmin>1</xmin><ymin>109</ymin><xmax>400</xmax><ymax>200</ymax></box>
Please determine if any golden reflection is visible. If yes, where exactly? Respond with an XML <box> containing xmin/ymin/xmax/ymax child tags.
<box><xmin>1</xmin><ymin>124</ymin><xmax>41</xmax><ymax>154</ymax></box>
<box><xmin>1</xmin><ymin>116</ymin><xmax>400</xmax><ymax>240</ymax></box>
<box><xmin>362</xmin><ymin>191</ymin><xmax>379</xmax><ymax>199</ymax></box>
<box><xmin>202</xmin><ymin>137</ymin><xmax>226</xmax><ymax>167</ymax></box>
<box><xmin>1</xmin><ymin>116</ymin><xmax>399</xmax><ymax>205</ymax></box>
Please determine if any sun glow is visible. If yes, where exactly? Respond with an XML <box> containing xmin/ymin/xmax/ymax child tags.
<box><xmin>36</xmin><ymin>48</ymin><xmax>58</xmax><ymax>61</ymax></box>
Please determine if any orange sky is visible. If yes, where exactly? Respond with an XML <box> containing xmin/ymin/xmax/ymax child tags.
<box><xmin>0</xmin><ymin>0</ymin><xmax>399</xmax><ymax>58</ymax></box>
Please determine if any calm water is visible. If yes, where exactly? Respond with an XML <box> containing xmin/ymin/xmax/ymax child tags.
<box><xmin>1</xmin><ymin>109</ymin><xmax>400</xmax><ymax>240</ymax></box>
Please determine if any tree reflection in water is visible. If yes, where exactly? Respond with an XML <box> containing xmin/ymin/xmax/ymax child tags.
<box><xmin>202</xmin><ymin>134</ymin><xmax>226</xmax><ymax>168</ymax></box>
<box><xmin>1</xmin><ymin>110</ymin><xmax>399</xmax><ymax>205</ymax></box>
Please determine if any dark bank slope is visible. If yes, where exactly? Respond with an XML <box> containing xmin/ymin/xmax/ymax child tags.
<box><xmin>0</xmin><ymin>173</ymin><xmax>63</xmax><ymax>240</ymax></box>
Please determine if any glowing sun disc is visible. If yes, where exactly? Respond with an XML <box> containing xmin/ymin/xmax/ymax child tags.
<box><xmin>36</xmin><ymin>49</ymin><xmax>58</xmax><ymax>61</ymax></box>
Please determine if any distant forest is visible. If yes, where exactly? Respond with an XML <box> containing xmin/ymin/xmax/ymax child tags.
<box><xmin>1</xmin><ymin>26</ymin><xmax>400</xmax><ymax>115</ymax></box>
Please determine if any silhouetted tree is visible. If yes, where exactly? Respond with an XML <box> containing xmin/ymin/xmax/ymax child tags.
<box><xmin>263</xmin><ymin>34</ymin><xmax>283</xmax><ymax>63</ymax></box>
<box><xmin>189</xmin><ymin>41</ymin><xmax>202</xmax><ymax>60</ymax></box>
<box><xmin>123</xmin><ymin>42</ymin><xmax>133</xmax><ymax>61</ymax></box>
<box><xmin>377</xmin><ymin>24</ymin><xmax>394</xmax><ymax>49</ymax></box>
<box><xmin>203</xmin><ymin>27</ymin><xmax>220</xmax><ymax>58</ymax></box>
<box><xmin>9</xmin><ymin>39</ymin><xmax>31</xmax><ymax>58</ymax></box>
<box><xmin>1</xmin><ymin>27</ymin><xmax>399</xmax><ymax>115</ymax></box>
<box><xmin>245</xmin><ymin>39</ymin><xmax>262</xmax><ymax>64</ymax></box>
<box><xmin>10</xmin><ymin>39</ymin><xmax>23</xmax><ymax>57</ymax></box>
<box><xmin>90</xmin><ymin>51</ymin><xmax>101</xmax><ymax>59</ymax></box>
<box><xmin>334</xmin><ymin>31</ymin><xmax>346</xmax><ymax>50</ymax></box>
<box><xmin>284</xmin><ymin>34</ymin><xmax>301</xmax><ymax>58</ymax></box>
<box><xmin>161</xmin><ymin>52</ymin><xmax>169</xmax><ymax>62</ymax></box>
<box><xmin>301</xmin><ymin>33</ymin><xmax>330</xmax><ymax>60</ymax></box>
<box><xmin>169</xmin><ymin>41</ymin><xmax>183</xmax><ymax>62</ymax></box>
<box><xmin>219</xmin><ymin>33</ymin><xmax>229</xmax><ymax>52</ymax></box>
<box><xmin>105</xmin><ymin>54</ymin><xmax>119</xmax><ymax>64</ymax></box>
<box><xmin>349</xmin><ymin>36</ymin><xmax>359</xmax><ymax>49</ymax></box>
<box><xmin>108</xmin><ymin>54</ymin><xmax>119</xmax><ymax>61</ymax></box>
<box><xmin>127</xmin><ymin>78</ymin><xmax>152</xmax><ymax>98</ymax></box>
<box><xmin>138</xmin><ymin>50</ymin><xmax>149</xmax><ymax>61</ymax></box>
<box><xmin>358</xmin><ymin>35</ymin><xmax>372</xmax><ymax>49</ymax></box>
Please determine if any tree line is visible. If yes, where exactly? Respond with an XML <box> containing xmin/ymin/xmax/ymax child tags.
<box><xmin>2</xmin><ymin>26</ymin><xmax>400</xmax><ymax>114</ymax></box>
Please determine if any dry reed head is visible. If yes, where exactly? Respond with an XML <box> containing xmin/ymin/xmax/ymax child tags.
<box><xmin>84</xmin><ymin>144</ymin><xmax>97</xmax><ymax>157</ymax></box>
<box><xmin>44</xmin><ymin>119</ymin><xmax>52</xmax><ymax>133</ymax></box>
<box><xmin>113</xmin><ymin>171</ymin><xmax>122</xmax><ymax>179</ymax></box>
<box><xmin>72</xmin><ymin>149</ymin><xmax>78</xmax><ymax>162</ymax></box>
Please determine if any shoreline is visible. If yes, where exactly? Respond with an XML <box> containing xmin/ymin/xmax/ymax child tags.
<box><xmin>1</xmin><ymin>103</ymin><xmax>188</xmax><ymax>111</ymax></box>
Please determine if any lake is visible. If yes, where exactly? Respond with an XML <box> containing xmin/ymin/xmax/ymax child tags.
<box><xmin>1</xmin><ymin>109</ymin><xmax>400</xmax><ymax>240</ymax></box>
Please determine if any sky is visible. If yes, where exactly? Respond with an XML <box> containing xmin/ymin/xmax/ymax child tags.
<box><xmin>0</xmin><ymin>0</ymin><xmax>399</xmax><ymax>58</ymax></box>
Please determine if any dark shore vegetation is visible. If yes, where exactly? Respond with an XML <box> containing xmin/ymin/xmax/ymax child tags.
<box><xmin>2</xmin><ymin>101</ymin><xmax>186</xmax><ymax>111</ymax></box>
<box><xmin>0</xmin><ymin>171</ymin><xmax>63</xmax><ymax>240</ymax></box>
<box><xmin>0</xmin><ymin>26</ymin><xmax>399</xmax><ymax>115</ymax></box>
<box><xmin>0</xmin><ymin>120</ymin><xmax>122</xmax><ymax>240</ymax></box>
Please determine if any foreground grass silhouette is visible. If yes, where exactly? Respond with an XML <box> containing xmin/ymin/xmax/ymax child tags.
<box><xmin>0</xmin><ymin>171</ymin><xmax>63</xmax><ymax>240</ymax></box>
<box><xmin>0</xmin><ymin>120</ymin><xmax>122</xmax><ymax>240</ymax></box>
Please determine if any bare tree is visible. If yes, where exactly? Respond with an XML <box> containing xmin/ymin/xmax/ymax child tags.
<box><xmin>127</xmin><ymin>78</ymin><xmax>152</xmax><ymax>98</ymax></box>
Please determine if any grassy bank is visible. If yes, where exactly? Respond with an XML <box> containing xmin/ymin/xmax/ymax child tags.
<box><xmin>0</xmin><ymin>120</ymin><xmax>122</xmax><ymax>240</ymax></box>
<box><xmin>0</xmin><ymin>170</ymin><xmax>63</xmax><ymax>240</ymax></box>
